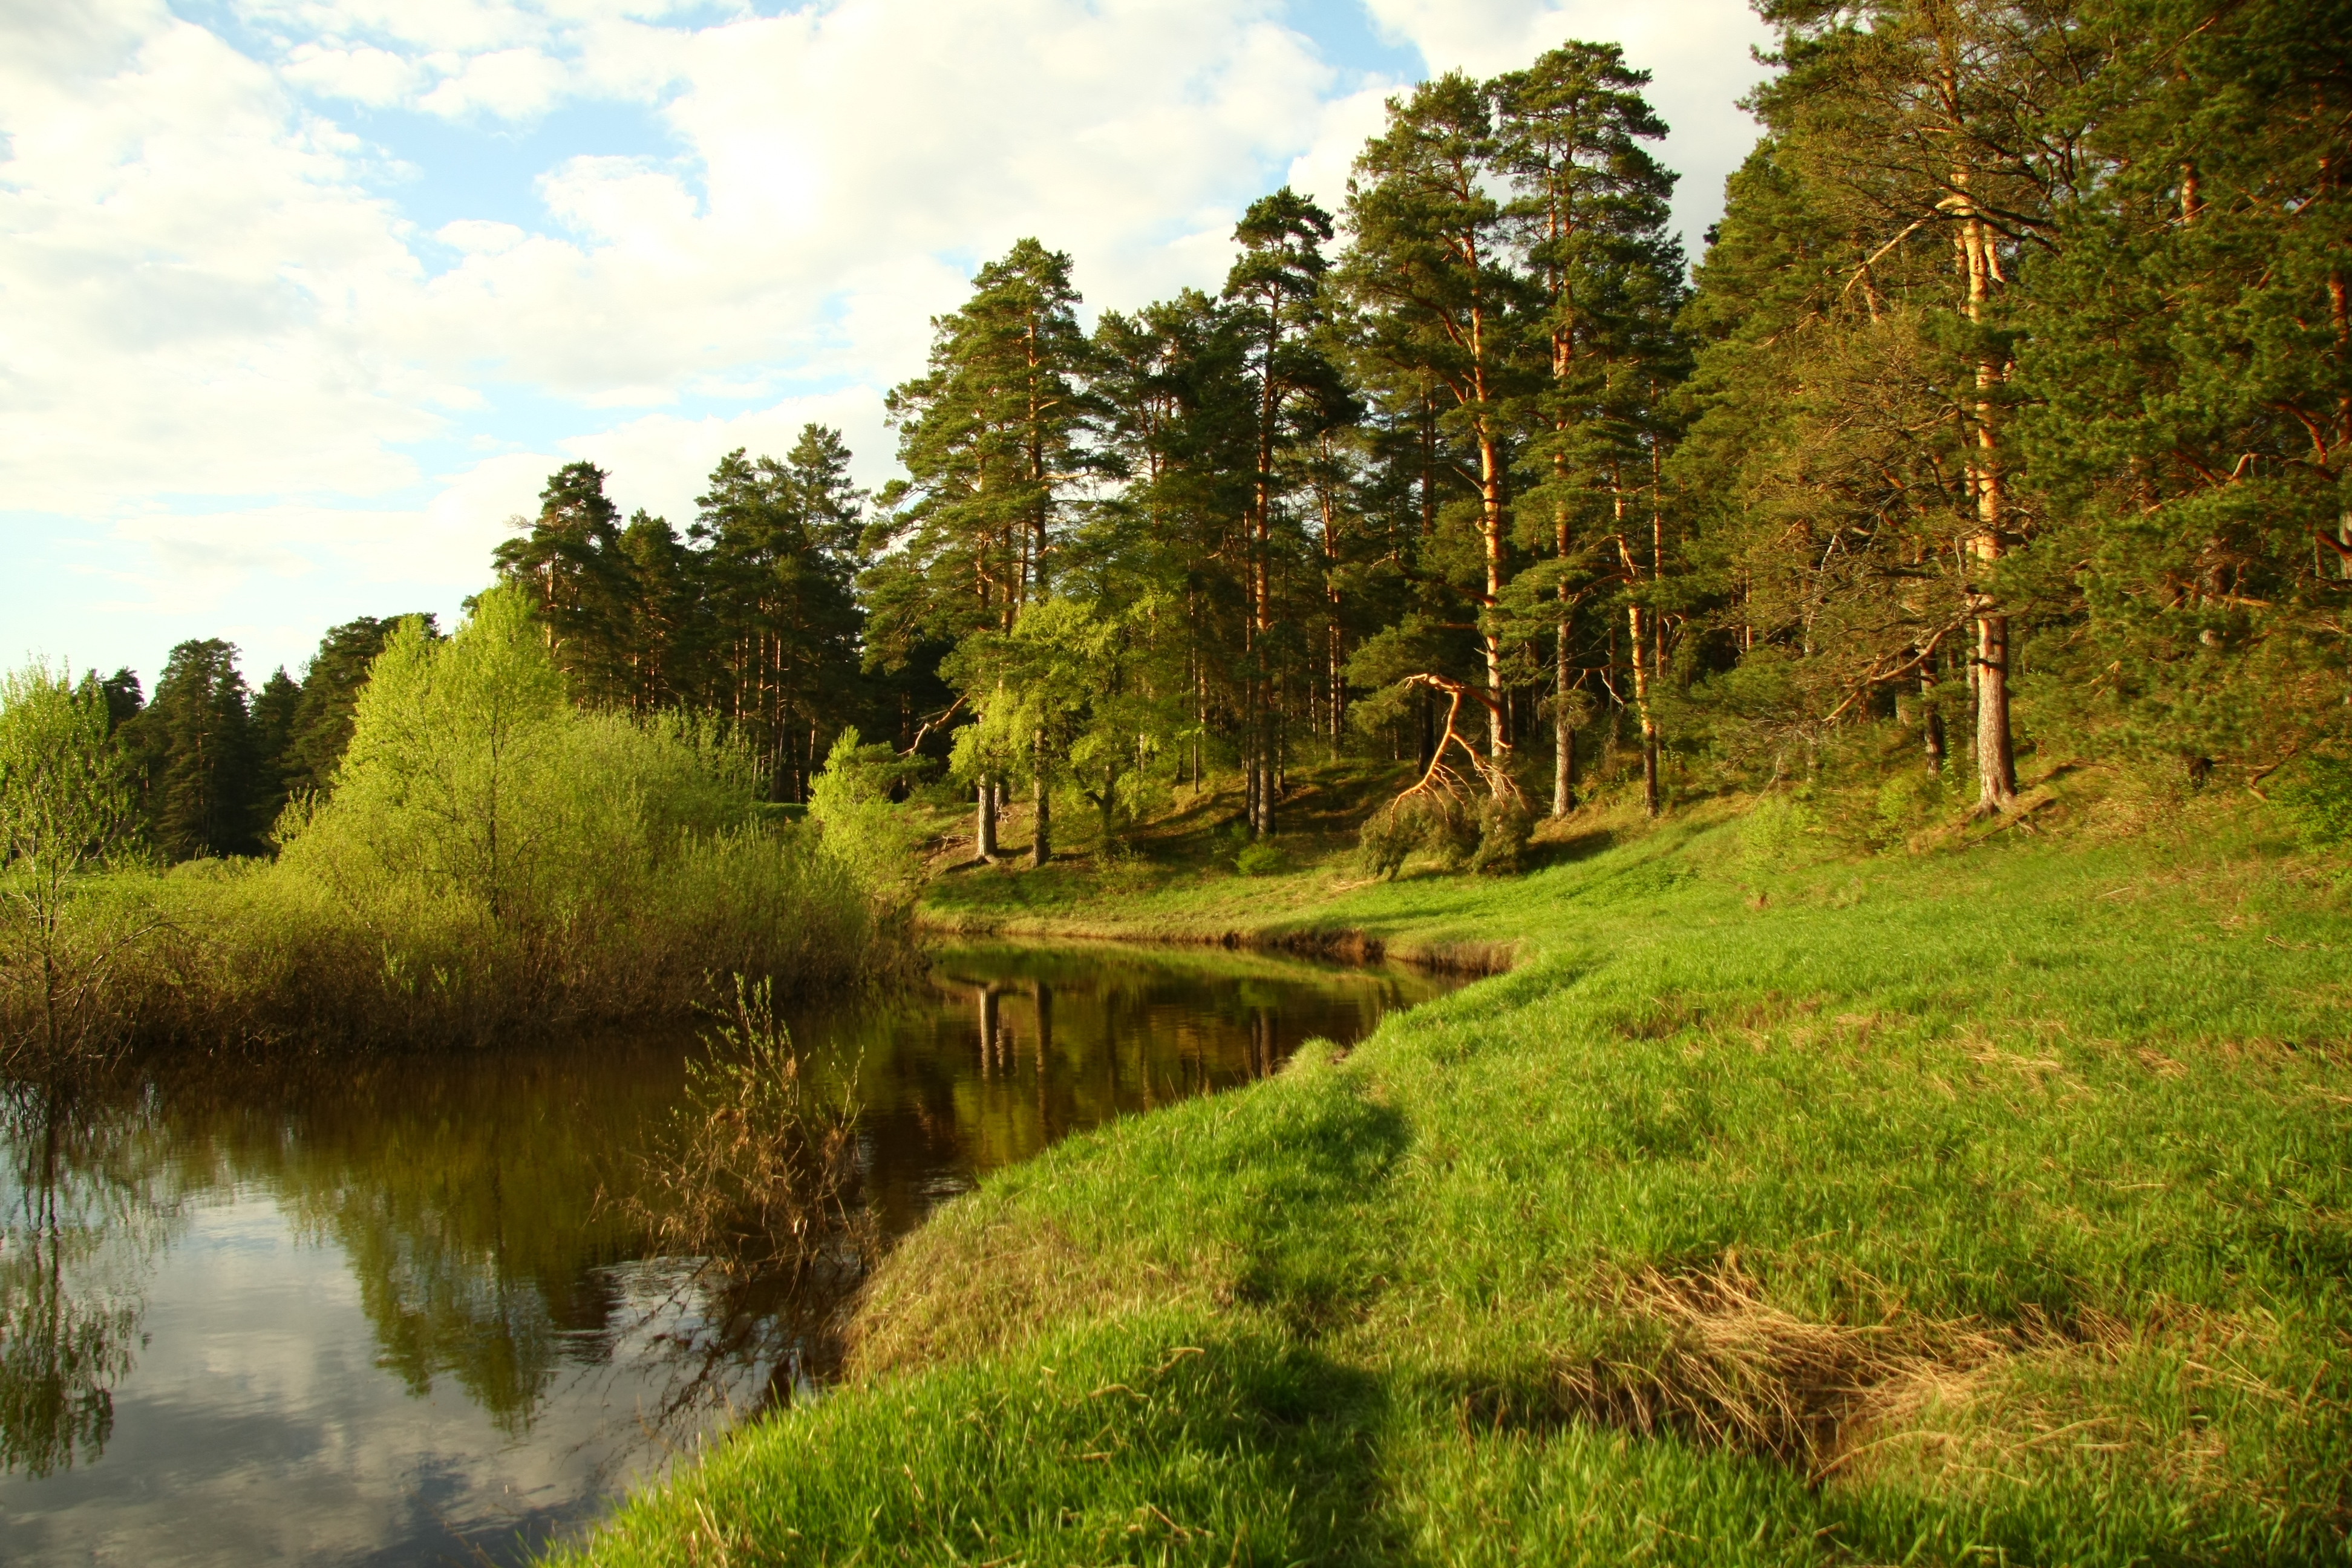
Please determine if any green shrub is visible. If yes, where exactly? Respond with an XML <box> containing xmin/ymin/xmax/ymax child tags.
<box><xmin>1234</xmin><ymin>840</ymin><xmax>1284</xmax><ymax>878</ymax></box>
<box><xmin>1734</xmin><ymin>794</ymin><xmax>1819</xmax><ymax>884</ymax></box>
<box><xmin>807</xmin><ymin>727</ymin><xmax>929</xmax><ymax>915</ymax></box>
<box><xmin>1872</xmin><ymin>770</ymin><xmax>1949</xmax><ymax>845</ymax></box>
<box><xmin>29</xmin><ymin>591</ymin><xmax>898</xmax><ymax>1050</ymax></box>
<box><xmin>1469</xmin><ymin>794</ymin><xmax>1534</xmax><ymax>875</ymax></box>
<box><xmin>2279</xmin><ymin>754</ymin><xmax>2352</xmax><ymax>848</ymax></box>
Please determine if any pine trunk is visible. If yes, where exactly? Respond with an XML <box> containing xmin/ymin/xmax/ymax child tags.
<box><xmin>1031</xmin><ymin>749</ymin><xmax>1051</xmax><ymax>868</ymax></box>
<box><xmin>1553</xmin><ymin>599</ymin><xmax>1576</xmax><ymax>817</ymax></box>
<box><xmin>1960</xmin><ymin>205</ymin><xmax>2016</xmax><ymax>811</ymax></box>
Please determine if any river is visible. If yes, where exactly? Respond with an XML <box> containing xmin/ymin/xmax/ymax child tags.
<box><xmin>0</xmin><ymin>942</ymin><xmax>1458</xmax><ymax>1567</ymax></box>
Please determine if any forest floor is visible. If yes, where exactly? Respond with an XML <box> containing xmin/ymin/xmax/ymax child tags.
<box><xmin>558</xmin><ymin>770</ymin><xmax>2352</xmax><ymax>1566</ymax></box>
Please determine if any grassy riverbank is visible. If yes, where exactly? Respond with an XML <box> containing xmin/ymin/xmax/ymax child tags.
<box><xmin>560</xmin><ymin>785</ymin><xmax>2352</xmax><ymax>1566</ymax></box>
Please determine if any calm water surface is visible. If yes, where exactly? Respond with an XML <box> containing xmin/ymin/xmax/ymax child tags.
<box><xmin>0</xmin><ymin>942</ymin><xmax>1457</xmax><ymax>1567</ymax></box>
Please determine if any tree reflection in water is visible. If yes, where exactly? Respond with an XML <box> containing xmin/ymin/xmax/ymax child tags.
<box><xmin>0</xmin><ymin>944</ymin><xmax>1455</xmax><ymax>1491</ymax></box>
<box><xmin>0</xmin><ymin>1079</ymin><xmax>176</xmax><ymax>1477</ymax></box>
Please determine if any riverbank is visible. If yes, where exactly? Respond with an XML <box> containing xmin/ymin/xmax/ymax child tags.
<box><xmin>559</xmin><ymin>788</ymin><xmax>2352</xmax><ymax>1566</ymax></box>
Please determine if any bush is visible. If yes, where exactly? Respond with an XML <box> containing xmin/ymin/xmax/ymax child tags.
<box><xmin>1469</xmin><ymin>795</ymin><xmax>1534</xmax><ymax>876</ymax></box>
<box><xmin>1234</xmin><ymin>840</ymin><xmax>1284</xmax><ymax>878</ymax></box>
<box><xmin>1735</xmin><ymin>794</ymin><xmax>1820</xmax><ymax>885</ymax></box>
<box><xmin>807</xmin><ymin>727</ymin><xmax>929</xmax><ymax>916</ymax></box>
<box><xmin>28</xmin><ymin>591</ymin><xmax>900</xmax><ymax>1051</ymax></box>
<box><xmin>1872</xmin><ymin>771</ymin><xmax>1949</xmax><ymax>846</ymax></box>
<box><xmin>2279</xmin><ymin>754</ymin><xmax>2352</xmax><ymax>848</ymax></box>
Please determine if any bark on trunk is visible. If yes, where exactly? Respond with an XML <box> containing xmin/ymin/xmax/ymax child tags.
<box><xmin>1031</xmin><ymin>742</ymin><xmax>1051</xmax><ymax>868</ymax></box>
<box><xmin>1553</xmin><ymin>599</ymin><xmax>1576</xmax><ymax>818</ymax></box>
<box><xmin>1921</xmin><ymin>662</ymin><xmax>1947</xmax><ymax>776</ymax></box>
<box><xmin>975</xmin><ymin>777</ymin><xmax>998</xmax><ymax>862</ymax></box>
<box><xmin>1961</xmin><ymin>203</ymin><xmax>2017</xmax><ymax>811</ymax></box>
<box><xmin>1477</xmin><ymin>424</ymin><xmax>1508</xmax><ymax>776</ymax></box>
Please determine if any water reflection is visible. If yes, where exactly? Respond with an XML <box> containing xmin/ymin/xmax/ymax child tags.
<box><xmin>0</xmin><ymin>942</ymin><xmax>1455</xmax><ymax>1566</ymax></box>
<box><xmin>0</xmin><ymin>1082</ymin><xmax>178</xmax><ymax>1480</ymax></box>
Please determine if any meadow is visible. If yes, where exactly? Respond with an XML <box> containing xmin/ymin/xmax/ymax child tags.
<box><xmin>557</xmin><ymin>779</ymin><xmax>2352</xmax><ymax>1566</ymax></box>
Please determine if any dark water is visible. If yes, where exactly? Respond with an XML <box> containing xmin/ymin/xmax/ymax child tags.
<box><xmin>0</xmin><ymin>942</ymin><xmax>1456</xmax><ymax>1567</ymax></box>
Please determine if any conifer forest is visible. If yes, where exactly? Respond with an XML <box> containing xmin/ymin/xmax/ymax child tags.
<box><xmin>93</xmin><ymin>2</ymin><xmax>2350</xmax><ymax>874</ymax></box>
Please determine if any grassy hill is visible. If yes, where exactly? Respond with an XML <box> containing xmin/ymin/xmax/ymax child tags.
<box><xmin>558</xmin><ymin>777</ymin><xmax>2352</xmax><ymax>1566</ymax></box>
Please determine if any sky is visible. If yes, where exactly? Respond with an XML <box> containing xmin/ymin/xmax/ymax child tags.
<box><xmin>0</xmin><ymin>0</ymin><xmax>1776</xmax><ymax>690</ymax></box>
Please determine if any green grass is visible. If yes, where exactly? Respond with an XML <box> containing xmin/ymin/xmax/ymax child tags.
<box><xmin>557</xmin><ymin>789</ymin><xmax>2352</xmax><ymax>1566</ymax></box>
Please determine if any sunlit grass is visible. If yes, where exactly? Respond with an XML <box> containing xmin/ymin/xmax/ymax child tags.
<box><xmin>558</xmin><ymin>801</ymin><xmax>2352</xmax><ymax>1566</ymax></box>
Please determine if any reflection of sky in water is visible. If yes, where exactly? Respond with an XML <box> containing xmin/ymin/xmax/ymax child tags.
<box><xmin>0</xmin><ymin>1187</ymin><xmax>699</xmax><ymax>1567</ymax></box>
<box><xmin>0</xmin><ymin>946</ymin><xmax>1457</xmax><ymax>1566</ymax></box>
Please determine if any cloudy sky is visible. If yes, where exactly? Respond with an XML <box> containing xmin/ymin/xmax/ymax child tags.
<box><xmin>1</xmin><ymin>0</ymin><xmax>1774</xmax><ymax>688</ymax></box>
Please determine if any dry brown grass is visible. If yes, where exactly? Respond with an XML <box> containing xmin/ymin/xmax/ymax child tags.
<box><xmin>1537</xmin><ymin>1259</ymin><xmax>2341</xmax><ymax>1532</ymax></box>
<box><xmin>1550</xmin><ymin>1263</ymin><xmax>2006</xmax><ymax>1472</ymax></box>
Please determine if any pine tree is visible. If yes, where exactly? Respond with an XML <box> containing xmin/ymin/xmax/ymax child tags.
<box><xmin>1342</xmin><ymin>74</ymin><xmax>1538</xmax><ymax>796</ymax></box>
<box><xmin>871</xmin><ymin>240</ymin><xmax>1103</xmax><ymax>852</ymax></box>
<box><xmin>694</xmin><ymin>438</ymin><xmax>865</xmax><ymax>802</ymax></box>
<box><xmin>248</xmin><ymin>667</ymin><xmax>302</xmax><ymax>834</ymax></box>
<box><xmin>1495</xmin><ymin>42</ymin><xmax>1684</xmax><ymax>817</ymax></box>
<box><xmin>493</xmin><ymin>462</ymin><xmax>637</xmax><ymax>707</ymax></box>
<box><xmin>2015</xmin><ymin>0</ymin><xmax>2352</xmax><ymax>784</ymax></box>
<box><xmin>126</xmin><ymin>639</ymin><xmax>260</xmax><ymax>860</ymax></box>
<box><xmin>1750</xmin><ymin>0</ymin><xmax>2099</xmax><ymax>809</ymax></box>
<box><xmin>1224</xmin><ymin>189</ymin><xmax>1345</xmax><ymax>835</ymax></box>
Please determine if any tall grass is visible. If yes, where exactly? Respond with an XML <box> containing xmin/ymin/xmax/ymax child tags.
<box><xmin>3</xmin><ymin>590</ymin><xmax>899</xmax><ymax>1054</ymax></box>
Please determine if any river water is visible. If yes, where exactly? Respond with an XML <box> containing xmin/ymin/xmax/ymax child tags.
<box><xmin>0</xmin><ymin>942</ymin><xmax>1455</xmax><ymax>1567</ymax></box>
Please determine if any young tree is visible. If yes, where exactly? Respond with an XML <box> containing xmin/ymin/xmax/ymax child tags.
<box><xmin>324</xmin><ymin>592</ymin><xmax>569</xmax><ymax>927</ymax></box>
<box><xmin>281</xmin><ymin>615</ymin><xmax>436</xmax><ymax>800</ymax></box>
<box><xmin>0</xmin><ymin>664</ymin><xmax>139</xmax><ymax>1065</ymax></box>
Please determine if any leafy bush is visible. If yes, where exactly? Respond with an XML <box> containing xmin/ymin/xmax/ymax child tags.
<box><xmin>1469</xmin><ymin>794</ymin><xmax>1534</xmax><ymax>875</ymax></box>
<box><xmin>807</xmin><ymin>727</ymin><xmax>929</xmax><ymax>915</ymax></box>
<box><xmin>2278</xmin><ymin>754</ymin><xmax>2352</xmax><ymax>848</ymax></box>
<box><xmin>1234</xmin><ymin>840</ymin><xmax>1284</xmax><ymax>878</ymax></box>
<box><xmin>25</xmin><ymin>591</ymin><xmax>900</xmax><ymax>1050</ymax></box>
<box><xmin>1734</xmin><ymin>794</ymin><xmax>1820</xmax><ymax>885</ymax></box>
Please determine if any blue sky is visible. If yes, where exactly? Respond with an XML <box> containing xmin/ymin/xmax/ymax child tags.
<box><xmin>0</xmin><ymin>0</ymin><xmax>1772</xmax><ymax>688</ymax></box>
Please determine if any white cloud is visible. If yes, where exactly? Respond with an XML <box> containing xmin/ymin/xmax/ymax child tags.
<box><xmin>1283</xmin><ymin>83</ymin><xmax>1397</xmax><ymax>214</ymax></box>
<box><xmin>1362</xmin><ymin>0</ymin><xmax>1775</xmax><ymax>249</ymax></box>
<box><xmin>0</xmin><ymin>1</ymin><xmax>446</xmax><ymax>507</ymax></box>
<box><xmin>414</xmin><ymin>44</ymin><xmax>572</xmax><ymax>118</ymax></box>
<box><xmin>436</xmin><ymin>218</ymin><xmax>528</xmax><ymax>254</ymax></box>
<box><xmin>0</xmin><ymin>0</ymin><xmax>1772</xmax><ymax>683</ymax></box>
<box><xmin>281</xmin><ymin>42</ymin><xmax>420</xmax><ymax>105</ymax></box>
